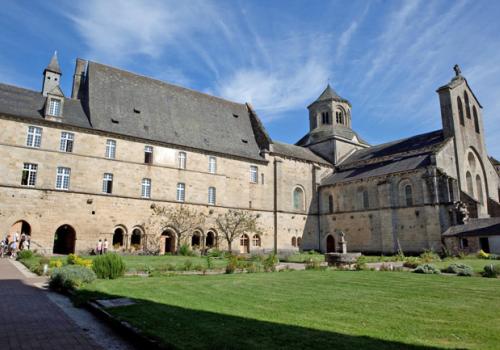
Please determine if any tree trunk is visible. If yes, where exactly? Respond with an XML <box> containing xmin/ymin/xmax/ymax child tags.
<box><xmin>228</xmin><ymin>240</ymin><xmax>232</xmax><ymax>253</ymax></box>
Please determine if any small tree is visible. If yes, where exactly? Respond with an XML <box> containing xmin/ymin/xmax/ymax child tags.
<box><xmin>215</xmin><ymin>210</ymin><xmax>261</xmax><ymax>253</ymax></box>
<box><xmin>148</xmin><ymin>204</ymin><xmax>205</xmax><ymax>254</ymax></box>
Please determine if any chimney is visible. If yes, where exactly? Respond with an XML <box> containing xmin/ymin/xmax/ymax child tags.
<box><xmin>71</xmin><ymin>58</ymin><xmax>87</xmax><ymax>99</ymax></box>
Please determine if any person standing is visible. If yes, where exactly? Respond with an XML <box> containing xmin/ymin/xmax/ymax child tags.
<box><xmin>103</xmin><ymin>238</ymin><xmax>109</xmax><ymax>254</ymax></box>
<box><xmin>96</xmin><ymin>239</ymin><xmax>103</xmax><ymax>255</ymax></box>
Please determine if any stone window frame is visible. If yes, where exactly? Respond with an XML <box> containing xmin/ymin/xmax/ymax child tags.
<box><xmin>208</xmin><ymin>186</ymin><xmax>216</xmax><ymax>205</ymax></box>
<box><xmin>472</xmin><ymin>106</ymin><xmax>480</xmax><ymax>134</ymax></box>
<box><xmin>398</xmin><ymin>179</ymin><xmax>415</xmax><ymax>207</ymax></box>
<box><xmin>252</xmin><ymin>234</ymin><xmax>261</xmax><ymax>247</ymax></box>
<box><xmin>102</xmin><ymin>173</ymin><xmax>113</xmax><ymax>194</ymax></box>
<box><xmin>141</xmin><ymin>178</ymin><xmax>151</xmax><ymax>198</ymax></box>
<box><xmin>55</xmin><ymin>166</ymin><xmax>71</xmax><ymax>190</ymax></box>
<box><xmin>21</xmin><ymin>163</ymin><xmax>38</xmax><ymax>187</ymax></box>
<box><xmin>48</xmin><ymin>98</ymin><xmax>62</xmax><ymax>117</ymax></box>
<box><xmin>59</xmin><ymin>132</ymin><xmax>74</xmax><ymax>153</ymax></box>
<box><xmin>292</xmin><ymin>185</ymin><xmax>306</xmax><ymax>211</ymax></box>
<box><xmin>357</xmin><ymin>186</ymin><xmax>369</xmax><ymax>210</ymax></box>
<box><xmin>250</xmin><ymin>165</ymin><xmax>258</xmax><ymax>183</ymax></box>
<box><xmin>475</xmin><ymin>174</ymin><xmax>484</xmax><ymax>205</ymax></box>
<box><xmin>176</xmin><ymin>182</ymin><xmax>185</xmax><ymax>202</ymax></box>
<box><xmin>26</xmin><ymin>126</ymin><xmax>42</xmax><ymax>148</ymax></box>
<box><xmin>457</xmin><ymin>96</ymin><xmax>465</xmax><ymax>126</ymax></box>
<box><xmin>208</xmin><ymin>156</ymin><xmax>217</xmax><ymax>174</ymax></box>
<box><xmin>144</xmin><ymin>146</ymin><xmax>153</xmax><ymax>164</ymax></box>
<box><xmin>178</xmin><ymin>151</ymin><xmax>187</xmax><ymax>169</ymax></box>
<box><xmin>464</xmin><ymin>91</ymin><xmax>471</xmax><ymax>119</ymax></box>
<box><xmin>105</xmin><ymin>139</ymin><xmax>116</xmax><ymax>159</ymax></box>
<box><xmin>328</xmin><ymin>194</ymin><xmax>334</xmax><ymax>214</ymax></box>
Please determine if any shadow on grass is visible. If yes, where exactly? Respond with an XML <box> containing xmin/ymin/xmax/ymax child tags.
<box><xmin>75</xmin><ymin>289</ymin><xmax>451</xmax><ymax>350</ymax></box>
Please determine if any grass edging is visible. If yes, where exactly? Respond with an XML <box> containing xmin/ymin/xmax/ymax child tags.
<box><xmin>83</xmin><ymin>298</ymin><xmax>171</xmax><ymax>350</ymax></box>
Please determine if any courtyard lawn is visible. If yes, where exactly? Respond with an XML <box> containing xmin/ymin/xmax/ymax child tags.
<box><xmin>433</xmin><ymin>258</ymin><xmax>495</xmax><ymax>273</ymax></box>
<box><xmin>77</xmin><ymin>270</ymin><xmax>500</xmax><ymax>349</ymax></box>
<box><xmin>280</xmin><ymin>252</ymin><xmax>325</xmax><ymax>263</ymax></box>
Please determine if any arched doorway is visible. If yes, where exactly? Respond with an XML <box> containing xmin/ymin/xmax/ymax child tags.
<box><xmin>326</xmin><ymin>235</ymin><xmax>335</xmax><ymax>253</ymax></box>
<box><xmin>162</xmin><ymin>230</ymin><xmax>176</xmax><ymax>254</ymax></box>
<box><xmin>53</xmin><ymin>225</ymin><xmax>76</xmax><ymax>254</ymax></box>
<box><xmin>206</xmin><ymin>231</ymin><xmax>216</xmax><ymax>248</ymax></box>
<box><xmin>113</xmin><ymin>228</ymin><xmax>125</xmax><ymax>247</ymax></box>
<box><xmin>191</xmin><ymin>231</ymin><xmax>201</xmax><ymax>249</ymax></box>
<box><xmin>131</xmin><ymin>228</ymin><xmax>142</xmax><ymax>247</ymax></box>
<box><xmin>240</xmin><ymin>234</ymin><xmax>249</xmax><ymax>254</ymax></box>
<box><xmin>10</xmin><ymin>220</ymin><xmax>31</xmax><ymax>236</ymax></box>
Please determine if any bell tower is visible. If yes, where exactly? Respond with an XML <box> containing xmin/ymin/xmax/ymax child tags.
<box><xmin>307</xmin><ymin>84</ymin><xmax>352</xmax><ymax>131</ymax></box>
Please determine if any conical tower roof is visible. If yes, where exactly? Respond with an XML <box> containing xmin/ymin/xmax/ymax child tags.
<box><xmin>44</xmin><ymin>51</ymin><xmax>61</xmax><ymax>75</ymax></box>
<box><xmin>308</xmin><ymin>84</ymin><xmax>350</xmax><ymax>107</ymax></box>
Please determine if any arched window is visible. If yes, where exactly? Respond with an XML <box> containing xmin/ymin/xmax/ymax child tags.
<box><xmin>297</xmin><ymin>237</ymin><xmax>302</xmax><ymax>247</ymax></box>
<box><xmin>328</xmin><ymin>195</ymin><xmax>334</xmax><ymax>214</ymax></box>
<box><xmin>457</xmin><ymin>97</ymin><xmax>464</xmax><ymax>126</ymax></box>
<box><xmin>476</xmin><ymin>175</ymin><xmax>484</xmax><ymax>204</ymax></box>
<box><xmin>321</xmin><ymin>112</ymin><xmax>330</xmax><ymax>125</ymax></box>
<box><xmin>131</xmin><ymin>228</ymin><xmax>142</xmax><ymax>246</ymax></box>
<box><xmin>405</xmin><ymin>184</ymin><xmax>413</xmax><ymax>206</ymax></box>
<box><xmin>336</xmin><ymin>111</ymin><xmax>344</xmax><ymax>124</ymax></box>
<box><xmin>468</xmin><ymin>152</ymin><xmax>477</xmax><ymax>172</ymax></box>
<box><xmin>252</xmin><ymin>234</ymin><xmax>261</xmax><ymax>247</ymax></box>
<box><xmin>191</xmin><ymin>231</ymin><xmax>201</xmax><ymax>248</ymax></box>
<box><xmin>113</xmin><ymin>227</ymin><xmax>125</xmax><ymax>247</ymax></box>
<box><xmin>464</xmin><ymin>91</ymin><xmax>471</xmax><ymax>119</ymax></box>
<box><xmin>206</xmin><ymin>231</ymin><xmax>217</xmax><ymax>248</ymax></box>
<box><xmin>466</xmin><ymin>171</ymin><xmax>474</xmax><ymax>197</ymax></box>
<box><xmin>473</xmin><ymin>106</ymin><xmax>480</xmax><ymax>133</ymax></box>
<box><xmin>293</xmin><ymin>187</ymin><xmax>305</xmax><ymax>210</ymax></box>
<box><xmin>358</xmin><ymin>189</ymin><xmax>369</xmax><ymax>209</ymax></box>
<box><xmin>291</xmin><ymin>237</ymin><xmax>297</xmax><ymax>247</ymax></box>
<box><xmin>240</xmin><ymin>234</ymin><xmax>249</xmax><ymax>254</ymax></box>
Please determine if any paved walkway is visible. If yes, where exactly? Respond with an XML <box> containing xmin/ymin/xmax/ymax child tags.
<box><xmin>0</xmin><ymin>258</ymin><xmax>102</xmax><ymax>350</ymax></box>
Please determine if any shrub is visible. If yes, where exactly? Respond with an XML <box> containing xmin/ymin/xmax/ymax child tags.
<box><xmin>442</xmin><ymin>263</ymin><xmax>473</xmax><ymax>277</ymax></box>
<box><xmin>49</xmin><ymin>265</ymin><xmax>96</xmax><ymax>291</ymax></box>
<box><xmin>420</xmin><ymin>251</ymin><xmax>441</xmax><ymax>263</ymax></box>
<box><xmin>183</xmin><ymin>260</ymin><xmax>193</xmax><ymax>271</ymax></box>
<box><xmin>17</xmin><ymin>249</ymin><xmax>34</xmax><ymax>260</ymax></box>
<box><xmin>482</xmin><ymin>264</ymin><xmax>500</xmax><ymax>278</ymax></box>
<box><xmin>207</xmin><ymin>248</ymin><xmax>224</xmax><ymax>258</ymax></box>
<box><xmin>75</xmin><ymin>256</ymin><xmax>92</xmax><ymax>268</ymax></box>
<box><xmin>92</xmin><ymin>253</ymin><xmax>126</xmax><ymax>279</ymax></box>
<box><xmin>66</xmin><ymin>253</ymin><xmax>78</xmax><ymax>265</ymax></box>
<box><xmin>403</xmin><ymin>257</ymin><xmax>421</xmax><ymax>269</ymax></box>
<box><xmin>263</xmin><ymin>254</ymin><xmax>279</xmax><ymax>272</ymax></box>
<box><xmin>50</xmin><ymin>259</ymin><xmax>63</xmax><ymax>268</ymax></box>
<box><xmin>179</xmin><ymin>244</ymin><xmax>194</xmax><ymax>257</ymax></box>
<box><xmin>478</xmin><ymin>250</ymin><xmax>490</xmax><ymax>259</ymax></box>
<box><xmin>413</xmin><ymin>264</ymin><xmax>441</xmax><ymax>274</ymax></box>
<box><xmin>206</xmin><ymin>256</ymin><xmax>214</xmax><ymax>270</ymax></box>
<box><xmin>305</xmin><ymin>259</ymin><xmax>324</xmax><ymax>270</ymax></box>
<box><xmin>225</xmin><ymin>255</ymin><xmax>238</xmax><ymax>274</ymax></box>
<box><xmin>354</xmin><ymin>256</ymin><xmax>367</xmax><ymax>271</ymax></box>
<box><xmin>488</xmin><ymin>254</ymin><xmax>500</xmax><ymax>260</ymax></box>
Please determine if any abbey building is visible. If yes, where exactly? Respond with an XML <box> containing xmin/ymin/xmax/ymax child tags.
<box><xmin>1</xmin><ymin>54</ymin><xmax>499</xmax><ymax>255</ymax></box>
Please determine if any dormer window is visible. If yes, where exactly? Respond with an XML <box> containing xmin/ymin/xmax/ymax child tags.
<box><xmin>49</xmin><ymin>98</ymin><xmax>61</xmax><ymax>116</ymax></box>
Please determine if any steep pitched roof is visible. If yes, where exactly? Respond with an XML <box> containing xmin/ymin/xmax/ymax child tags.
<box><xmin>296</xmin><ymin>124</ymin><xmax>369</xmax><ymax>147</ymax></box>
<box><xmin>0</xmin><ymin>83</ymin><xmax>90</xmax><ymax>128</ymax></box>
<box><xmin>442</xmin><ymin>217</ymin><xmax>500</xmax><ymax>237</ymax></box>
<box><xmin>308</xmin><ymin>84</ymin><xmax>351</xmax><ymax>107</ymax></box>
<box><xmin>45</xmin><ymin>52</ymin><xmax>61</xmax><ymax>75</ymax></box>
<box><xmin>84</xmin><ymin>61</ymin><xmax>264</xmax><ymax>161</ymax></box>
<box><xmin>271</xmin><ymin>142</ymin><xmax>331</xmax><ymax>165</ymax></box>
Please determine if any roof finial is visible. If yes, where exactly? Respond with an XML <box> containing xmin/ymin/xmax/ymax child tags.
<box><xmin>453</xmin><ymin>64</ymin><xmax>461</xmax><ymax>77</ymax></box>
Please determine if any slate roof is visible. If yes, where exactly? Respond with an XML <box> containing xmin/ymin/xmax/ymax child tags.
<box><xmin>45</xmin><ymin>52</ymin><xmax>62</xmax><ymax>75</ymax></box>
<box><xmin>271</xmin><ymin>142</ymin><xmax>331</xmax><ymax>165</ymax></box>
<box><xmin>442</xmin><ymin>217</ymin><xmax>500</xmax><ymax>237</ymax></box>
<box><xmin>84</xmin><ymin>62</ymin><xmax>266</xmax><ymax>161</ymax></box>
<box><xmin>490</xmin><ymin>156</ymin><xmax>500</xmax><ymax>166</ymax></box>
<box><xmin>296</xmin><ymin>124</ymin><xmax>369</xmax><ymax>147</ymax></box>
<box><xmin>308</xmin><ymin>84</ymin><xmax>351</xmax><ymax>107</ymax></box>
<box><xmin>321</xmin><ymin>130</ymin><xmax>447</xmax><ymax>185</ymax></box>
<box><xmin>0</xmin><ymin>83</ymin><xmax>90</xmax><ymax>129</ymax></box>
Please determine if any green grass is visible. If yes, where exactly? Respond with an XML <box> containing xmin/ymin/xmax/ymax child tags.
<box><xmin>434</xmin><ymin>258</ymin><xmax>495</xmax><ymax>273</ymax></box>
<box><xmin>77</xmin><ymin>270</ymin><xmax>500</xmax><ymax>349</ymax></box>
<box><xmin>281</xmin><ymin>252</ymin><xmax>325</xmax><ymax>263</ymax></box>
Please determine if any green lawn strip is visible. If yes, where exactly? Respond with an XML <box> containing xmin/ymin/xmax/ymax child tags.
<box><xmin>78</xmin><ymin>270</ymin><xmax>500</xmax><ymax>349</ymax></box>
<box><xmin>281</xmin><ymin>252</ymin><xmax>325</xmax><ymax>263</ymax></box>
<box><xmin>433</xmin><ymin>258</ymin><xmax>495</xmax><ymax>273</ymax></box>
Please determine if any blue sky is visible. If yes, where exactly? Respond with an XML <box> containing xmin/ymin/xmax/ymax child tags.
<box><xmin>1</xmin><ymin>0</ymin><xmax>500</xmax><ymax>157</ymax></box>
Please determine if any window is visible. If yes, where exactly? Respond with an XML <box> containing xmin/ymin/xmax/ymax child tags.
<box><xmin>448</xmin><ymin>178</ymin><xmax>455</xmax><ymax>202</ymax></box>
<box><xmin>102</xmin><ymin>173</ymin><xmax>113</xmax><ymax>194</ymax></box>
<box><xmin>476</xmin><ymin>175</ymin><xmax>484</xmax><ymax>204</ymax></box>
<box><xmin>26</xmin><ymin>126</ymin><xmax>42</xmax><ymax>148</ymax></box>
<box><xmin>321</xmin><ymin>112</ymin><xmax>330</xmax><ymax>124</ymax></box>
<box><xmin>328</xmin><ymin>195</ymin><xmax>334</xmax><ymax>214</ymax></box>
<box><xmin>461</xmin><ymin>238</ymin><xmax>469</xmax><ymax>248</ymax></box>
<box><xmin>252</xmin><ymin>234</ymin><xmax>261</xmax><ymax>247</ymax></box>
<box><xmin>466</xmin><ymin>171</ymin><xmax>474</xmax><ymax>197</ymax></box>
<box><xmin>250</xmin><ymin>166</ymin><xmax>258</xmax><ymax>183</ymax></box>
<box><xmin>208</xmin><ymin>156</ymin><xmax>217</xmax><ymax>174</ymax></box>
<box><xmin>55</xmin><ymin>167</ymin><xmax>71</xmax><ymax>190</ymax></box>
<box><xmin>48</xmin><ymin>98</ymin><xmax>61</xmax><ymax>116</ymax></box>
<box><xmin>208</xmin><ymin>186</ymin><xmax>216</xmax><ymax>205</ymax></box>
<box><xmin>291</xmin><ymin>237</ymin><xmax>297</xmax><ymax>247</ymax></box>
<box><xmin>178</xmin><ymin>152</ymin><xmax>186</xmax><ymax>169</ymax></box>
<box><xmin>404</xmin><ymin>184</ymin><xmax>413</xmax><ymax>206</ymax></box>
<box><xmin>144</xmin><ymin>146</ymin><xmax>153</xmax><ymax>164</ymax></box>
<box><xmin>176</xmin><ymin>183</ymin><xmax>185</xmax><ymax>202</ymax></box>
<box><xmin>21</xmin><ymin>163</ymin><xmax>37</xmax><ymax>186</ymax></box>
<box><xmin>261</xmin><ymin>173</ymin><xmax>265</xmax><ymax>185</ymax></box>
<box><xmin>59</xmin><ymin>132</ymin><xmax>74</xmax><ymax>152</ymax></box>
<box><xmin>358</xmin><ymin>189</ymin><xmax>369</xmax><ymax>209</ymax></box>
<box><xmin>105</xmin><ymin>140</ymin><xmax>116</xmax><ymax>159</ymax></box>
<box><xmin>297</xmin><ymin>237</ymin><xmax>302</xmax><ymax>247</ymax></box>
<box><xmin>336</xmin><ymin>111</ymin><xmax>344</xmax><ymax>124</ymax></box>
<box><xmin>457</xmin><ymin>97</ymin><xmax>464</xmax><ymax>126</ymax></box>
<box><xmin>293</xmin><ymin>187</ymin><xmax>304</xmax><ymax>210</ymax></box>
<box><xmin>142</xmin><ymin>178</ymin><xmax>151</xmax><ymax>198</ymax></box>
<box><xmin>473</xmin><ymin>106</ymin><xmax>480</xmax><ymax>133</ymax></box>
<box><xmin>464</xmin><ymin>91</ymin><xmax>471</xmax><ymax>119</ymax></box>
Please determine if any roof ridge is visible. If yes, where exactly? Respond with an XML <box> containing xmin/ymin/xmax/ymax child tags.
<box><xmin>86</xmin><ymin>60</ymin><xmax>247</xmax><ymax>108</ymax></box>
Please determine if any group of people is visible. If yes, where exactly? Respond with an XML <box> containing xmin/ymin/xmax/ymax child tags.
<box><xmin>1</xmin><ymin>232</ymin><xmax>31</xmax><ymax>258</ymax></box>
<box><xmin>95</xmin><ymin>238</ymin><xmax>109</xmax><ymax>255</ymax></box>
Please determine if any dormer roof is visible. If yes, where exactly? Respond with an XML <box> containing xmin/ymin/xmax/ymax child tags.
<box><xmin>44</xmin><ymin>52</ymin><xmax>62</xmax><ymax>75</ymax></box>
